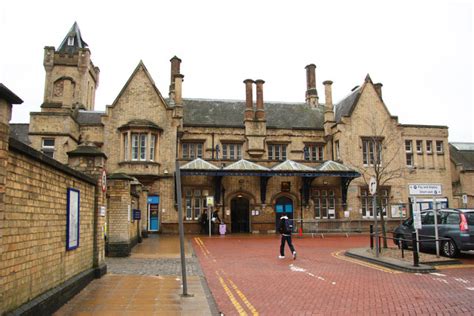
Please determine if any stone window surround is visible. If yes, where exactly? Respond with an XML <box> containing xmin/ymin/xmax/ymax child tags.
<box><xmin>120</xmin><ymin>129</ymin><xmax>159</xmax><ymax>163</ymax></box>
<box><xmin>303</xmin><ymin>142</ymin><xmax>324</xmax><ymax>162</ymax></box>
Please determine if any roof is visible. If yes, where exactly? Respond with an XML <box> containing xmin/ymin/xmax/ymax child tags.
<box><xmin>9</xmin><ymin>123</ymin><xmax>30</xmax><ymax>145</ymax></box>
<box><xmin>76</xmin><ymin>111</ymin><xmax>103</xmax><ymax>125</ymax></box>
<box><xmin>183</xmin><ymin>98</ymin><xmax>325</xmax><ymax>129</ymax></box>
<box><xmin>334</xmin><ymin>88</ymin><xmax>360</xmax><ymax>122</ymax></box>
<box><xmin>118</xmin><ymin>119</ymin><xmax>163</xmax><ymax>131</ymax></box>
<box><xmin>67</xmin><ymin>145</ymin><xmax>107</xmax><ymax>158</ymax></box>
<box><xmin>224</xmin><ymin>159</ymin><xmax>269</xmax><ymax>171</ymax></box>
<box><xmin>58</xmin><ymin>22</ymin><xmax>88</xmax><ymax>54</ymax></box>
<box><xmin>450</xmin><ymin>143</ymin><xmax>474</xmax><ymax>171</ymax></box>
<box><xmin>272</xmin><ymin>160</ymin><xmax>313</xmax><ymax>171</ymax></box>
<box><xmin>316</xmin><ymin>160</ymin><xmax>355</xmax><ymax>172</ymax></box>
<box><xmin>180</xmin><ymin>158</ymin><xmax>360</xmax><ymax>178</ymax></box>
<box><xmin>0</xmin><ymin>83</ymin><xmax>23</xmax><ymax>104</ymax></box>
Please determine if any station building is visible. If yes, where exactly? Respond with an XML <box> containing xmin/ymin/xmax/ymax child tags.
<box><xmin>10</xmin><ymin>23</ymin><xmax>454</xmax><ymax>255</ymax></box>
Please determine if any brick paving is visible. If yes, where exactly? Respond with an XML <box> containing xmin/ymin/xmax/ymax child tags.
<box><xmin>193</xmin><ymin>235</ymin><xmax>474</xmax><ymax>316</ymax></box>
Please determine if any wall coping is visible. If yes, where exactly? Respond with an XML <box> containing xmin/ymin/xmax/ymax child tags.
<box><xmin>8</xmin><ymin>137</ymin><xmax>96</xmax><ymax>185</ymax></box>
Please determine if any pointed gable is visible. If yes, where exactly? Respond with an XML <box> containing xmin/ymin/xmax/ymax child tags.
<box><xmin>58</xmin><ymin>22</ymin><xmax>88</xmax><ymax>54</ymax></box>
<box><xmin>109</xmin><ymin>61</ymin><xmax>168</xmax><ymax>109</ymax></box>
<box><xmin>224</xmin><ymin>159</ymin><xmax>269</xmax><ymax>171</ymax></box>
<box><xmin>180</xmin><ymin>158</ymin><xmax>219</xmax><ymax>170</ymax></box>
<box><xmin>272</xmin><ymin>160</ymin><xmax>313</xmax><ymax>171</ymax></box>
<box><xmin>316</xmin><ymin>160</ymin><xmax>356</xmax><ymax>172</ymax></box>
<box><xmin>334</xmin><ymin>74</ymin><xmax>391</xmax><ymax>123</ymax></box>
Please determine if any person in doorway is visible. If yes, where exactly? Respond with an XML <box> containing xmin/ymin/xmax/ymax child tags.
<box><xmin>211</xmin><ymin>209</ymin><xmax>221</xmax><ymax>235</ymax></box>
<box><xmin>279</xmin><ymin>213</ymin><xmax>296</xmax><ymax>259</ymax></box>
<box><xmin>200</xmin><ymin>210</ymin><xmax>209</xmax><ymax>234</ymax></box>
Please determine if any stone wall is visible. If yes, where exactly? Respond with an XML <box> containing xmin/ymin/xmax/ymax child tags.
<box><xmin>0</xmin><ymin>138</ymin><xmax>98</xmax><ymax>314</ymax></box>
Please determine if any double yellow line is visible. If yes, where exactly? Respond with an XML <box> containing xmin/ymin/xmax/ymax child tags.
<box><xmin>217</xmin><ymin>270</ymin><xmax>259</xmax><ymax>316</ymax></box>
<box><xmin>332</xmin><ymin>250</ymin><xmax>402</xmax><ymax>274</ymax></box>
<box><xmin>195</xmin><ymin>237</ymin><xmax>210</xmax><ymax>258</ymax></box>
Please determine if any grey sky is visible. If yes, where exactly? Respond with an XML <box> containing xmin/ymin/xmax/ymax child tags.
<box><xmin>1</xmin><ymin>0</ymin><xmax>472</xmax><ymax>141</ymax></box>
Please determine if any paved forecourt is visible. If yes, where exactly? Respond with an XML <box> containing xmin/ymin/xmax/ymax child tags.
<box><xmin>193</xmin><ymin>235</ymin><xmax>474</xmax><ymax>315</ymax></box>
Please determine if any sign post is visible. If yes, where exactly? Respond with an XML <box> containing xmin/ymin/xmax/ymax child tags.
<box><xmin>462</xmin><ymin>194</ymin><xmax>468</xmax><ymax>208</ymax></box>
<box><xmin>433</xmin><ymin>196</ymin><xmax>440</xmax><ymax>257</ymax></box>
<box><xmin>412</xmin><ymin>197</ymin><xmax>421</xmax><ymax>253</ymax></box>
<box><xmin>369</xmin><ymin>177</ymin><xmax>379</xmax><ymax>257</ymax></box>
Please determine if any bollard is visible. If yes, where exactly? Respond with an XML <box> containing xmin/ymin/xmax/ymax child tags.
<box><xmin>412</xmin><ymin>232</ymin><xmax>419</xmax><ymax>267</ymax></box>
<box><xmin>369</xmin><ymin>225</ymin><xmax>373</xmax><ymax>249</ymax></box>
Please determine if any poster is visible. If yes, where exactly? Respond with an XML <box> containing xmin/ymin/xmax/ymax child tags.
<box><xmin>67</xmin><ymin>188</ymin><xmax>80</xmax><ymax>250</ymax></box>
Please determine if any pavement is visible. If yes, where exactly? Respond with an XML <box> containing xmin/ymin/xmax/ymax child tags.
<box><xmin>54</xmin><ymin>234</ymin><xmax>219</xmax><ymax>315</ymax></box>
<box><xmin>54</xmin><ymin>233</ymin><xmax>474</xmax><ymax>315</ymax></box>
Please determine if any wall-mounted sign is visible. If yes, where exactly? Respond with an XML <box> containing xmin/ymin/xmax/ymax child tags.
<box><xmin>409</xmin><ymin>184</ymin><xmax>442</xmax><ymax>195</ymax></box>
<box><xmin>101</xmin><ymin>169</ymin><xmax>107</xmax><ymax>192</ymax></box>
<box><xmin>66</xmin><ymin>188</ymin><xmax>80</xmax><ymax>251</ymax></box>
<box><xmin>281</xmin><ymin>182</ymin><xmax>291</xmax><ymax>192</ymax></box>
<box><xmin>100</xmin><ymin>206</ymin><xmax>106</xmax><ymax>217</ymax></box>
<box><xmin>133</xmin><ymin>209</ymin><xmax>141</xmax><ymax>220</ymax></box>
<box><xmin>207</xmin><ymin>196</ymin><xmax>214</xmax><ymax>206</ymax></box>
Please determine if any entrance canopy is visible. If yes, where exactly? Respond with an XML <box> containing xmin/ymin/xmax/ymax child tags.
<box><xmin>180</xmin><ymin>158</ymin><xmax>360</xmax><ymax>178</ymax></box>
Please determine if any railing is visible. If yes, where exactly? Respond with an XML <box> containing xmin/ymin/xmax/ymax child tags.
<box><xmin>292</xmin><ymin>219</ymin><xmax>364</xmax><ymax>237</ymax></box>
<box><xmin>369</xmin><ymin>225</ymin><xmax>450</xmax><ymax>267</ymax></box>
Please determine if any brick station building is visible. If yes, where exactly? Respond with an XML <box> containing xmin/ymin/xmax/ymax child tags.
<box><xmin>10</xmin><ymin>23</ymin><xmax>454</xmax><ymax>254</ymax></box>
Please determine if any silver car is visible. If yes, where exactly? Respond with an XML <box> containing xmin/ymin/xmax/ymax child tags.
<box><xmin>393</xmin><ymin>208</ymin><xmax>474</xmax><ymax>258</ymax></box>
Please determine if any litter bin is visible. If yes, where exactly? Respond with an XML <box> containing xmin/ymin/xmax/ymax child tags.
<box><xmin>219</xmin><ymin>223</ymin><xmax>226</xmax><ymax>235</ymax></box>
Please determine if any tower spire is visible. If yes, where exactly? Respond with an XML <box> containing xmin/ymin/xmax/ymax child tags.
<box><xmin>58</xmin><ymin>22</ymin><xmax>88</xmax><ymax>54</ymax></box>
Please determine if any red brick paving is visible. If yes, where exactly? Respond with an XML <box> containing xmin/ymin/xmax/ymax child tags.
<box><xmin>193</xmin><ymin>235</ymin><xmax>474</xmax><ymax>316</ymax></box>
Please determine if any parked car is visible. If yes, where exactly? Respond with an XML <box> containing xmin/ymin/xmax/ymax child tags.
<box><xmin>393</xmin><ymin>208</ymin><xmax>474</xmax><ymax>258</ymax></box>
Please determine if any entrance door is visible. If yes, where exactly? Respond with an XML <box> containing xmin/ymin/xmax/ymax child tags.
<box><xmin>231</xmin><ymin>197</ymin><xmax>250</xmax><ymax>233</ymax></box>
<box><xmin>148</xmin><ymin>196</ymin><xmax>160</xmax><ymax>231</ymax></box>
<box><xmin>275</xmin><ymin>196</ymin><xmax>294</xmax><ymax>231</ymax></box>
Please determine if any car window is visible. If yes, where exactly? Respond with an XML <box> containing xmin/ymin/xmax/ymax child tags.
<box><xmin>445</xmin><ymin>213</ymin><xmax>459</xmax><ymax>225</ymax></box>
<box><xmin>422</xmin><ymin>211</ymin><xmax>434</xmax><ymax>224</ymax></box>
<box><xmin>465</xmin><ymin>212</ymin><xmax>474</xmax><ymax>225</ymax></box>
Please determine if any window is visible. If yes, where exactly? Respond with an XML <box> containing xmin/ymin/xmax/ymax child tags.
<box><xmin>312</xmin><ymin>189</ymin><xmax>336</xmax><ymax>219</ymax></box>
<box><xmin>426</xmin><ymin>140</ymin><xmax>432</xmax><ymax>154</ymax></box>
<box><xmin>436</xmin><ymin>141</ymin><xmax>444</xmax><ymax>154</ymax></box>
<box><xmin>122</xmin><ymin>132</ymin><xmax>157</xmax><ymax>162</ymax></box>
<box><xmin>268</xmin><ymin>144</ymin><xmax>287</xmax><ymax>161</ymax></box>
<box><xmin>304</xmin><ymin>144</ymin><xmax>324</xmax><ymax>161</ymax></box>
<box><xmin>335</xmin><ymin>140</ymin><xmax>340</xmax><ymax>160</ymax></box>
<box><xmin>416</xmin><ymin>140</ymin><xmax>423</xmax><ymax>154</ymax></box>
<box><xmin>41</xmin><ymin>138</ymin><xmax>55</xmax><ymax>158</ymax></box>
<box><xmin>405</xmin><ymin>140</ymin><xmax>413</xmax><ymax>167</ymax></box>
<box><xmin>361</xmin><ymin>187</ymin><xmax>389</xmax><ymax>218</ymax></box>
<box><xmin>184</xmin><ymin>189</ymin><xmax>208</xmax><ymax>220</ymax></box>
<box><xmin>67</xmin><ymin>36</ymin><xmax>74</xmax><ymax>46</ymax></box>
<box><xmin>362</xmin><ymin>138</ymin><xmax>382</xmax><ymax>166</ymax></box>
<box><xmin>182</xmin><ymin>142</ymin><xmax>203</xmax><ymax>159</ymax></box>
<box><xmin>150</xmin><ymin>135</ymin><xmax>156</xmax><ymax>161</ymax></box>
<box><xmin>222</xmin><ymin>143</ymin><xmax>242</xmax><ymax>160</ymax></box>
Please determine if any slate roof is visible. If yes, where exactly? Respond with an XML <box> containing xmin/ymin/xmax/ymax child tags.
<box><xmin>76</xmin><ymin>111</ymin><xmax>103</xmax><ymax>125</ymax></box>
<box><xmin>0</xmin><ymin>83</ymin><xmax>23</xmax><ymax>104</ymax></box>
<box><xmin>182</xmin><ymin>98</ymin><xmax>325</xmax><ymax>129</ymax></box>
<box><xmin>334</xmin><ymin>88</ymin><xmax>360</xmax><ymax>123</ymax></box>
<box><xmin>450</xmin><ymin>143</ymin><xmax>474</xmax><ymax>171</ymax></box>
<box><xmin>58</xmin><ymin>22</ymin><xmax>88</xmax><ymax>54</ymax></box>
<box><xmin>9</xmin><ymin>123</ymin><xmax>30</xmax><ymax>145</ymax></box>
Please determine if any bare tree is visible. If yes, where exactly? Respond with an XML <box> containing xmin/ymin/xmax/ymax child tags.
<box><xmin>346</xmin><ymin>112</ymin><xmax>405</xmax><ymax>248</ymax></box>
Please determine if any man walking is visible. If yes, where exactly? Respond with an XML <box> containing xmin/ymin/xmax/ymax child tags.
<box><xmin>278</xmin><ymin>213</ymin><xmax>296</xmax><ymax>259</ymax></box>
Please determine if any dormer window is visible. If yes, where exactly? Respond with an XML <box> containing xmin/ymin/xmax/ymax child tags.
<box><xmin>67</xmin><ymin>36</ymin><xmax>75</xmax><ymax>46</ymax></box>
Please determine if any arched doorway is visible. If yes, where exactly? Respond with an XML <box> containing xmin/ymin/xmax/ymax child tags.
<box><xmin>231</xmin><ymin>196</ymin><xmax>250</xmax><ymax>233</ymax></box>
<box><xmin>275</xmin><ymin>196</ymin><xmax>294</xmax><ymax>231</ymax></box>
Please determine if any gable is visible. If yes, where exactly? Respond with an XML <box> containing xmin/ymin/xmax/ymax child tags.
<box><xmin>109</xmin><ymin>61</ymin><xmax>169</xmax><ymax>112</ymax></box>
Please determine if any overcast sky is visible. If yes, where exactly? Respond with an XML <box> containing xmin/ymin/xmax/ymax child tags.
<box><xmin>1</xmin><ymin>0</ymin><xmax>472</xmax><ymax>142</ymax></box>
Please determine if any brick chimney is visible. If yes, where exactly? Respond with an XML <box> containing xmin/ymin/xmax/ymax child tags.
<box><xmin>255</xmin><ymin>79</ymin><xmax>265</xmax><ymax>120</ymax></box>
<box><xmin>374</xmin><ymin>83</ymin><xmax>383</xmax><ymax>99</ymax></box>
<box><xmin>174</xmin><ymin>74</ymin><xmax>184</xmax><ymax>105</ymax></box>
<box><xmin>305</xmin><ymin>64</ymin><xmax>318</xmax><ymax>107</ymax></box>
<box><xmin>323</xmin><ymin>80</ymin><xmax>334</xmax><ymax>123</ymax></box>
<box><xmin>169</xmin><ymin>56</ymin><xmax>182</xmax><ymax>97</ymax></box>
<box><xmin>244</xmin><ymin>79</ymin><xmax>254</xmax><ymax>121</ymax></box>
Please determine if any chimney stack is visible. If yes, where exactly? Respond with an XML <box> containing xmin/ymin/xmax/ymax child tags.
<box><xmin>169</xmin><ymin>56</ymin><xmax>182</xmax><ymax>96</ymax></box>
<box><xmin>244</xmin><ymin>79</ymin><xmax>254</xmax><ymax>120</ymax></box>
<box><xmin>374</xmin><ymin>83</ymin><xmax>383</xmax><ymax>99</ymax></box>
<box><xmin>174</xmin><ymin>74</ymin><xmax>184</xmax><ymax>105</ymax></box>
<box><xmin>323</xmin><ymin>80</ymin><xmax>333</xmax><ymax>109</ymax></box>
<box><xmin>255</xmin><ymin>79</ymin><xmax>265</xmax><ymax>120</ymax></box>
<box><xmin>305</xmin><ymin>64</ymin><xmax>318</xmax><ymax>107</ymax></box>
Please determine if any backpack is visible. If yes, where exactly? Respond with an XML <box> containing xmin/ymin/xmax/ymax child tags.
<box><xmin>279</xmin><ymin>218</ymin><xmax>291</xmax><ymax>234</ymax></box>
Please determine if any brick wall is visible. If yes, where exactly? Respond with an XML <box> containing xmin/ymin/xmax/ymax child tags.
<box><xmin>0</xmin><ymin>139</ymin><xmax>97</xmax><ymax>314</ymax></box>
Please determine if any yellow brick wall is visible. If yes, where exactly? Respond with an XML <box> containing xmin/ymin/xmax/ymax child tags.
<box><xmin>0</xmin><ymin>149</ymin><xmax>95</xmax><ymax>313</ymax></box>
